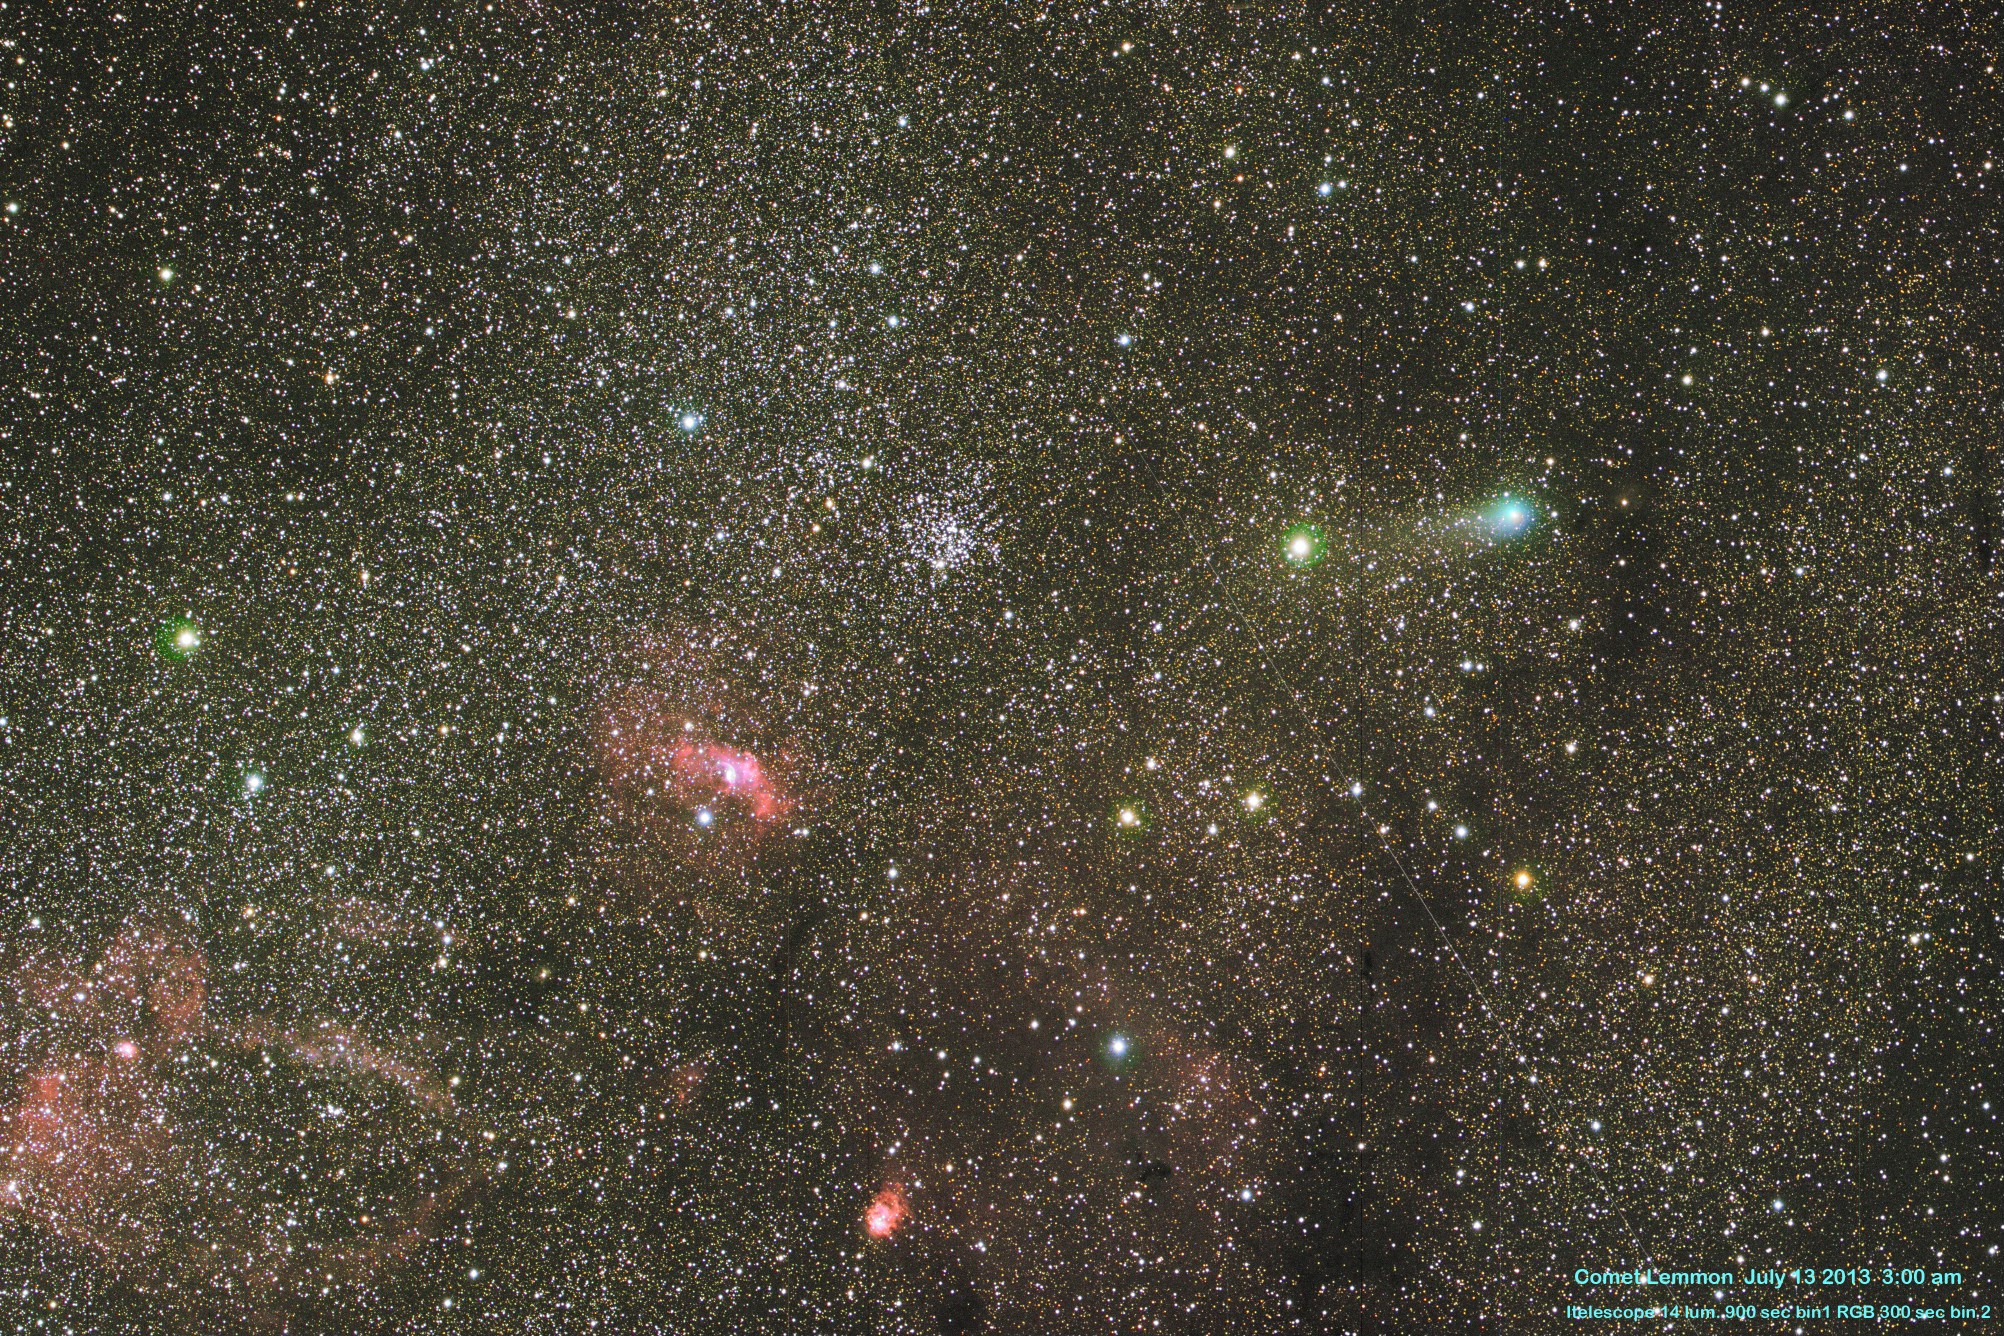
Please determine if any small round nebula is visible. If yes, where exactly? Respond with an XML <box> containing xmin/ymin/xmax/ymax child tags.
<box><xmin>863</xmin><ymin>1182</ymin><xmax>909</xmax><ymax>1239</ymax></box>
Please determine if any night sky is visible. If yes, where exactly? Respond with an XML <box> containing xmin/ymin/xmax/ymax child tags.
<box><xmin>1</xmin><ymin>2</ymin><xmax>1999</xmax><ymax>1331</ymax></box>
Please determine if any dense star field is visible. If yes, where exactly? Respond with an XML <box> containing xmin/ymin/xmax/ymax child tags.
<box><xmin>2</xmin><ymin>1</ymin><xmax>2000</xmax><ymax>1331</ymax></box>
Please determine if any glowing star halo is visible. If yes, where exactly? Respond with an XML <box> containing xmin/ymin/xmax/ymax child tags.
<box><xmin>1112</xmin><ymin>799</ymin><xmax>1151</xmax><ymax>836</ymax></box>
<box><xmin>1280</xmin><ymin>522</ymin><xmax>1326</xmax><ymax>567</ymax></box>
<box><xmin>1507</xmin><ymin>867</ymin><xmax>1544</xmax><ymax>904</ymax></box>
<box><xmin>863</xmin><ymin>1182</ymin><xmax>909</xmax><ymax>1238</ymax></box>
<box><xmin>155</xmin><ymin>617</ymin><xmax>203</xmax><ymax>660</ymax></box>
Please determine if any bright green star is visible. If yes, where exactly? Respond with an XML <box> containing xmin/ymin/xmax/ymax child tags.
<box><xmin>156</xmin><ymin>618</ymin><xmax>202</xmax><ymax>660</ymax></box>
<box><xmin>1281</xmin><ymin>523</ymin><xmax>1325</xmax><ymax>567</ymax></box>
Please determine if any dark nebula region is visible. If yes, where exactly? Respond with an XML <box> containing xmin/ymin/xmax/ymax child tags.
<box><xmin>2</xmin><ymin>1</ymin><xmax>2000</xmax><ymax>1332</ymax></box>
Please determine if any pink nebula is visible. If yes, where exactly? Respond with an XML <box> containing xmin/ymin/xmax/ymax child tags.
<box><xmin>863</xmin><ymin>1182</ymin><xmax>909</xmax><ymax>1238</ymax></box>
<box><xmin>2</xmin><ymin>916</ymin><xmax>473</xmax><ymax>1317</ymax></box>
<box><xmin>598</xmin><ymin>697</ymin><xmax>793</xmax><ymax>833</ymax></box>
<box><xmin>669</xmin><ymin>739</ymin><xmax>786</xmax><ymax>819</ymax></box>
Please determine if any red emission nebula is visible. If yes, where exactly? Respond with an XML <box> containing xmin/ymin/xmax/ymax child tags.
<box><xmin>1</xmin><ymin>913</ymin><xmax>477</xmax><ymax>1318</ymax></box>
<box><xmin>663</xmin><ymin>738</ymin><xmax>787</xmax><ymax>821</ymax></box>
<box><xmin>599</xmin><ymin>707</ymin><xmax>793</xmax><ymax>833</ymax></box>
<box><xmin>591</xmin><ymin>634</ymin><xmax>805</xmax><ymax>887</ymax></box>
<box><xmin>863</xmin><ymin>1182</ymin><xmax>909</xmax><ymax>1239</ymax></box>
<box><xmin>598</xmin><ymin>637</ymin><xmax>794</xmax><ymax>803</ymax></box>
